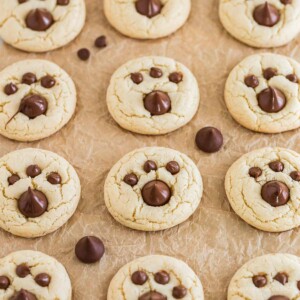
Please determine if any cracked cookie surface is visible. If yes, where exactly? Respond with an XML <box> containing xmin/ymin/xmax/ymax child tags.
<box><xmin>0</xmin><ymin>0</ymin><xmax>86</xmax><ymax>52</ymax></box>
<box><xmin>0</xmin><ymin>250</ymin><xmax>71</xmax><ymax>300</ymax></box>
<box><xmin>225</xmin><ymin>53</ymin><xmax>300</xmax><ymax>133</ymax></box>
<box><xmin>0</xmin><ymin>148</ymin><xmax>81</xmax><ymax>238</ymax></box>
<box><xmin>106</xmin><ymin>56</ymin><xmax>199</xmax><ymax>135</ymax></box>
<box><xmin>0</xmin><ymin>59</ymin><xmax>77</xmax><ymax>141</ymax></box>
<box><xmin>104</xmin><ymin>147</ymin><xmax>203</xmax><ymax>231</ymax></box>
<box><xmin>107</xmin><ymin>255</ymin><xmax>204</xmax><ymax>300</ymax></box>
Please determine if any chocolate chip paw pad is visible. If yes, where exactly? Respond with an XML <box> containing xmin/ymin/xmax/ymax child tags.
<box><xmin>107</xmin><ymin>255</ymin><xmax>204</xmax><ymax>300</ymax></box>
<box><xmin>0</xmin><ymin>59</ymin><xmax>77</xmax><ymax>141</ymax></box>
<box><xmin>0</xmin><ymin>0</ymin><xmax>86</xmax><ymax>52</ymax></box>
<box><xmin>0</xmin><ymin>250</ymin><xmax>71</xmax><ymax>299</ymax></box>
<box><xmin>225</xmin><ymin>53</ymin><xmax>300</xmax><ymax>133</ymax></box>
<box><xmin>228</xmin><ymin>253</ymin><xmax>300</xmax><ymax>300</ymax></box>
<box><xmin>104</xmin><ymin>147</ymin><xmax>202</xmax><ymax>231</ymax></box>
<box><xmin>225</xmin><ymin>147</ymin><xmax>300</xmax><ymax>232</ymax></box>
<box><xmin>0</xmin><ymin>148</ymin><xmax>81</xmax><ymax>238</ymax></box>
<box><xmin>106</xmin><ymin>56</ymin><xmax>199</xmax><ymax>135</ymax></box>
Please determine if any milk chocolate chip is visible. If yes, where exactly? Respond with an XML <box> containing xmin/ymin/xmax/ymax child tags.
<box><xmin>26</xmin><ymin>164</ymin><xmax>41</xmax><ymax>178</ymax></box>
<box><xmin>144</xmin><ymin>91</ymin><xmax>171</xmax><ymax>115</ymax></box>
<box><xmin>47</xmin><ymin>172</ymin><xmax>62</xmax><ymax>185</ymax></box>
<box><xmin>57</xmin><ymin>0</ymin><xmax>70</xmax><ymax>5</ymax></box>
<box><xmin>253</xmin><ymin>2</ymin><xmax>280</xmax><ymax>27</ymax></box>
<box><xmin>131</xmin><ymin>73</ymin><xmax>143</xmax><ymax>84</ymax></box>
<box><xmin>154</xmin><ymin>270</ymin><xmax>170</xmax><ymax>284</ymax></box>
<box><xmin>144</xmin><ymin>160</ymin><xmax>157</xmax><ymax>173</ymax></box>
<box><xmin>166</xmin><ymin>161</ymin><xmax>180</xmax><ymax>175</ymax></box>
<box><xmin>135</xmin><ymin>0</ymin><xmax>162</xmax><ymax>18</ymax></box>
<box><xmin>95</xmin><ymin>35</ymin><xmax>107</xmax><ymax>48</ymax></box>
<box><xmin>124</xmin><ymin>173</ymin><xmax>138</xmax><ymax>186</ymax></box>
<box><xmin>4</xmin><ymin>83</ymin><xmax>18</xmax><ymax>95</ymax></box>
<box><xmin>290</xmin><ymin>171</ymin><xmax>300</xmax><ymax>181</ymax></box>
<box><xmin>269</xmin><ymin>161</ymin><xmax>284</xmax><ymax>172</ymax></box>
<box><xmin>261</xmin><ymin>181</ymin><xmax>290</xmax><ymax>207</ymax></box>
<box><xmin>249</xmin><ymin>167</ymin><xmax>262</xmax><ymax>179</ymax></box>
<box><xmin>150</xmin><ymin>67</ymin><xmax>163</xmax><ymax>78</ymax></box>
<box><xmin>16</xmin><ymin>264</ymin><xmax>30</xmax><ymax>278</ymax></box>
<box><xmin>131</xmin><ymin>271</ymin><xmax>148</xmax><ymax>285</ymax></box>
<box><xmin>274</xmin><ymin>272</ymin><xmax>288</xmax><ymax>285</ymax></box>
<box><xmin>281</xmin><ymin>0</ymin><xmax>292</xmax><ymax>4</ymax></box>
<box><xmin>252</xmin><ymin>274</ymin><xmax>267</xmax><ymax>288</ymax></box>
<box><xmin>25</xmin><ymin>9</ymin><xmax>54</xmax><ymax>31</ymax></box>
<box><xmin>142</xmin><ymin>180</ymin><xmax>171</xmax><ymax>206</ymax></box>
<box><xmin>0</xmin><ymin>276</ymin><xmax>10</xmax><ymax>289</ymax></box>
<box><xmin>195</xmin><ymin>127</ymin><xmax>223</xmax><ymax>153</ymax></box>
<box><xmin>77</xmin><ymin>48</ymin><xmax>90</xmax><ymax>61</ymax></box>
<box><xmin>35</xmin><ymin>273</ymin><xmax>51</xmax><ymax>287</ymax></box>
<box><xmin>138</xmin><ymin>291</ymin><xmax>167</xmax><ymax>300</ymax></box>
<box><xmin>22</xmin><ymin>73</ymin><xmax>37</xmax><ymax>85</ymax></box>
<box><xmin>268</xmin><ymin>297</ymin><xmax>289</xmax><ymax>300</ymax></box>
<box><xmin>18</xmin><ymin>0</ymin><xmax>28</xmax><ymax>3</ymax></box>
<box><xmin>172</xmin><ymin>285</ymin><xmax>187</xmax><ymax>299</ymax></box>
<box><xmin>10</xmin><ymin>289</ymin><xmax>37</xmax><ymax>300</ymax></box>
<box><xmin>8</xmin><ymin>174</ymin><xmax>20</xmax><ymax>185</ymax></box>
<box><xmin>286</xmin><ymin>74</ymin><xmax>298</xmax><ymax>83</ymax></box>
<box><xmin>169</xmin><ymin>72</ymin><xmax>183</xmax><ymax>83</ymax></box>
<box><xmin>263</xmin><ymin>68</ymin><xmax>277</xmax><ymax>80</ymax></box>
<box><xmin>257</xmin><ymin>87</ymin><xmax>286</xmax><ymax>113</ymax></box>
<box><xmin>41</xmin><ymin>75</ymin><xmax>56</xmax><ymax>88</ymax></box>
<box><xmin>244</xmin><ymin>75</ymin><xmax>259</xmax><ymax>88</ymax></box>
<box><xmin>20</xmin><ymin>94</ymin><xmax>48</xmax><ymax>119</ymax></box>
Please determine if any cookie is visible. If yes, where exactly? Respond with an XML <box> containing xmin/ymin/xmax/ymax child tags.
<box><xmin>0</xmin><ymin>148</ymin><xmax>81</xmax><ymax>238</ymax></box>
<box><xmin>107</xmin><ymin>255</ymin><xmax>204</xmax><ymax>300</ymax></box>
<box><xmin>0</xmin><ymin>0</ymin><xmax>86</xmax><ymax>52</ymax></box>
<box><xmin>225</xmin><ymin>147</ymin><xmax>300</xmax><ymax>232</ymax></box>
<box><xmin>106</xmin><ymin>56</ymin><xmax>199</xmax><ymax>135</ymax></box>
<box><xmin>219</xmin><ymin>0</ymin><xmax>300</xmax><ymax>48</ymax></box>
<box><xmin>228</xmin><ymin>253</ymin><xmax>300</xmax><ymax>300</ymax></box>
<box><xmin>104</xmin><ymin>0</ymin><xmax>191</xmax><ymax>39</ymax></box>
<box><xmin>0</xmin><ymin>59</ymin><xmax>77</xmax><ymax>141</ymax></box>
<box><xmin>104</xmin><ymin>147</ymin><xmax>203</xmax><ymax>231</ymax></box>
<box><xmin>225</xmin><ymin>53</ymin><xmax>300</xmax><ymax>133</ymax></box>
<box><xmin>0</xmin><ymin>250</ymin><xmax>71</xmax><ymax>299</ymax></box>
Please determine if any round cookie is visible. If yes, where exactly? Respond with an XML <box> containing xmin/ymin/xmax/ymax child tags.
<box><xmin>107</xmin><ymin>255</ymin><xmax>204</xmax><ymax>300</ymax></box>
<box><xmin>0</xmin><ymin>250</ymin><xmax>71</xmax><ymax>299</ymax></box>
<box><xmin>104</xmin><ymin>147</ymin><xmax>203</xmax><ymax>231</ymax></box>
<box><xmin>0</xmin><ymin>59</ymin><xmax>77</xmax><ymax>141</ymax></box>
<box><xmin>106</xmin><ymin>56</ymin><xmax>200</xmax><ymax>135</ymax></box>
<box><xmin>219</xmin><ymin>0</ymin><xmax>300</xmax><ymax>48</ymax></box>
<box><xmin>225</xmin><ymin>147</ymin><xmax>300</xmax><ymax>232</ymax></box>
<box><xmin>104</xmin><ymin>0</ymin><xmax>191</xmax><ymax>39</ymax></box>
<box><xmin>228</xmin><ymin>253</ymin><xmax>300</xmax><ymax>300</ymax></box>
<box><xmin>0</xmin><ymin>148</ymin><xmax>81</xmax><ymax>238</ymax></box>
<box><xmin>0</xmin><ymin>0</ymin><xmax>86</xmax><ymax>52</ymax></box>
<box><xmin>225</xmin><ymin>53</ymin><xmax>300</xmax><ymax>133</ymax></box>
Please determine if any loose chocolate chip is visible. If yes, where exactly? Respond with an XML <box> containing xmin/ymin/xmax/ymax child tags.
<box><xmin>154</xmin><ymin>270</ymin><xmax>170</xmax><ymax>285</ymax></box>
<box><xmin>18</xmin><ymin>187</ymin><xmax>48</xmax><ymax>218</ymax></box>
<box><xmin>131</xmin><ymin>73</ymin><xmax>144</xmax><ymax>84</ymax></box>
<box><xmin>257</xmin><ymin>87</ymin><xmax>286</xmax><ymax>113</ymax></box>
<box><xmin>195</xmin><ymin>127</ymin><xmax>223</xmax><ymax>153</ymax></box>
<box><xmin>286</xmin><ymin>74</ymin><xmax>298</xmax><ymax>83</ymax></box>
<box><xmin>281</xmin><ymin>0</ymin><xmax>292</xmax><ymax>4</ymax></box>
<box><xmin>138</xmin><ymin>291</ymin><xmax>167</xmax><ymax>300</ymax></box>
<box><xmin>77</xmin><ymin>48</ymin><xmax>90</xmax><ymax>61</ymax></box>
<box><xmin>95</xmin><ymin>35</ymin><xmax>107</xmax><ymax>48</ymax></box>
<box><xmin>57</xmin><ymin>0</ymin><xmax>70</xmax><ymax>5</ymax></box>
<box><xmin>18</xmin><ymin>0</ymin><xmax>28</xmax><ymax>3</ymax></box>
<box><xmin>249</xmin><ymin>167</ymin><xmax>262</xmax><ymax>179</ymax></box>
<box><xmin>274</xmin><ymin>272</ymin><xmax>288</xmax><ymax>285</ymax></box>
<box><xmin>253</xmin><ymin>2</ymin><xmax>280</xmax><ymax>27</ymax></box>
<box><xmin>8</xmin><ymin>174</ymin><xmax>20</xmax><ymax>186</ymax></box>
<box><xmin>0</xmin><ymin>276</ymin><xmax>10</xmax><ymax>289</ymax></box>
<box><xmin>131</xmin><ymin>271</ymin><xmax>148</xmax><ymax>285</ymax></box>
<box><xmin>150</xmin><ymin>67</ymin><xmax>163</xmax><ymax>78</ymax></box>
<box><xmin>261</xmin><ymin>181</ymin><xmax>290</xmax><ymax>207</ymax></box>
<box><xmin>4</xmin><ymin>83</ymin><xmax>18</xmax><ymax>95</ymax></box>
<box><xmin>252</xmin><ymin>274</ymin><xmax>267</xmax><ymax>288</ymax></box>
<box><xmin>169</xmin><ymin>72</ymin><xmax>183</xmax><ymax>83</ymax></box>
<box><xmin>22</xmin><ymin>73</ymin><xmax>37</xmax><ymax>85</ymax></box>
<box><xmin>26</xmin><ymin>164</ymin><xmax>41</xmax><ymax>178</ymax></box>
<box><xmin>41</xmin><ymin>75</ymin><xmax>56</xmax><ymax>88</ymax></box>
<box><xmin>35</xmin><ymin>273</ymin><xmax>51</xmax><ymax>287</ymax></box>
<box><xmin>75</xmin><ymin>236</ymin><xmax>105</xmax><ymax>264</ymax></box>
<box><xmin>135</xmin><ymin>0</ymin><xmax>162</xmax><ymax>18</ymax></box>
<box><xmin>166</xmin><ymin>161</ymin><xmax>180</xmax><ymax>175</ymax></box>
<box><xmin>25</xmin><ymin>9</ymin><xmax>54</xmax><ymax>31</ymax></box>
<box><xmin>142</xmin><ymin>180</ymin><xmax>171</xmax><ymax>207</ymax></box>
<box><xmin>290</xmin><ymin>171</ymin><xmax>300</xmax><ymax>181</ymax></box>
<box><xmin>16</xmin><ymin>264</ymin><xmax>30</xmax><ymax>278</ymax></box>
<box><xmin>144</xmin><ymin>91</ymin><xmax>171</xmax><ymax>115</ymax></box>
<box><xmin>124</xmin><ymin>173</ymin><xmax>138</xmax><ymax>186</ymax></box>
<box><xmin>10</xmin><ymin>289</ymin><xmax>37</xmax><ymax>300</ymax></box>
<box><xmin>244</xmin><ymin>75</ymin><xmax>259</xmax><ymax>88</ymax></box>
<box><xmin>269</xmin><ymin>161</ymin><xmax>284</xmax><ymax>172</ymax></box>
<box><xmin>47</xmin><ymin>172</ymin><xmax>62</xmax><ymax>185</ymax></box>
<box><xmin>172</xmin><ymin>285</ymin><xmax>187</xmax><ymax>299</ymax></box>
<box><xmin>263</xmin><ymin>68</ymin><xmax>277</xmax><ymax>80</ymax></box>
<box><xmin>20</xmin><ymin>94</ymin><xmax>48</xmax><ymax>119</ymax></box>
<box><xmin>268</xmin><ymin>297</ymin><xmax>289</xmax><ymax>300</ymax></box>
<box><xmin>144</xmin><ymin>160</ymin><xmax>157</xmax><ymax>173</ymax></box>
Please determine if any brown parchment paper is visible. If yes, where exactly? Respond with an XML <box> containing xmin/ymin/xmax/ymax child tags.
<box><xmin>2</xmin><ymin>0</ymin><xmax>300</xmax><ymax>299</ymax></box>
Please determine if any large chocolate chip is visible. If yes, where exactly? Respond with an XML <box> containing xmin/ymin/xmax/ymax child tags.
<box><xmin>144</xmin><ymin>91</ymin><xmax>171</xmax><ymax>116</ymax></box>
<box><xmin>8</xmin><ymin>174</ymin><xmax>20</xmax><ymax>185</ymax></box>
<box><xmin>257</xmin><ymin>87</ymin><xmax>286</xmax><ymax>113</ymax></box>
<box><xmin>41</xmin><ymin>75</ymin><xmax>56</xmax><ymax>88</ymax></box>
<box><xmin>290</xmin><ymin>171</ymin><xmax>300</xmax><ymax>181</ymax></box>
<box><xmin>142</xmin><ymin>180</ymin><xmax>171</xmax><ymax>207</ymax></box>
<box><xmin>35</xmin><ymin>273</ymin><xmax>51</xmax><ymax>287</ymax></box>
<box><xmin>261</xmin><ymin>181</ymin><xmax>290</xmax><ymax>207</ymax></box>
<box><xmin>172</xmin><ymin>285</ymin><xmax>187</xmax><ymax>299</ymax></box>
<box><xmin>131</xmin><ymin>271</ymin><xmax>148</xmax><ymax>285</ymax></box>
<box><xmin>154</xmin><ymin>270</ymin><xmax>170</xmax><ymax>284</ymax></box>
<box><xmin>18</xmin><ymin>187</ymin><xmax>48</xmax><ymax>218</ymax></box>
<box><xmin>253</xmin><ymin>2</ymin><xmax>280</xmax><ymax>27</ymax></box>
<box><xmin>26</xmin><ymin>164</ymin><xmax>41</xmax><ymax>178</ymax></box>
<box><xmin>0</xmin><ymin>276</ymin><xmax>10</xmax><ymax>289</ymax></box>
<box><xmin>249</xmin><ymin>167</ymin><xmax>262</xmax><ymax>179</ymax></box>
<box><xmin>9</xmin><ymin>289</ymin><xmax>37</xmax><ymax>300</ymax></box>
<box><xmin>75</xmin><ymin>236</ymin><xmax>105</xmax><ymax>264</ymax></box>
<box><xmin>16</xmin><ymin>264</ymin><xmax>30</xmax><ymax>278</ymax></box>
<box><xmin>135</xmin><ymin>0</ymin><xmax>162</xmax><ymax>18</ymax></box>
<box><xmin>4</xmin><ymin>83</ymin><xmax>18</xmax><ymax>95</ymax></box>
<box><xmin>124</xmin><ymin>173</ymin><xmax>138</xmax><ymax>186</ymax></box>
<box><xmin>47</xmin><ymin>172</ymin><xmax>62</xmax><ymax>185</ymax></box>
<box><xmin>20</xmin><ymin>94</ymin><xmax>48</xmax><ymax>119</ymax></box>
<box><xmin>166</xmin><ymin>161</ymin><xmax>180</xmax><ymax>175</ymax></box>
<box><xmin>252</xmin><ymin>274</ymin><xmax>267</xmax><ymax>288</ymax></box>
<box><xmin>286</xmin><ymin>74</ymin><xmax>298</xmax><ymax>83</ymax></box>
<box><xmin>25</xmin><ymin>8</ymin><xmax>54</xmax><ymax>31</ymax></box>
<box><xmin>269</xmin><ymin>161</ymin><xmax>284</xmax><ymax>172</ymax></box>
<box><xmin>95</xmin><ymin>35</ymin><xmax>107</xmax><ymax>48</ymax></box>
<box><xmin>263</xmin><ymin>68</ymin><xmax>277</xmax><ymax>80</ymax></box>
<box><xmin>150</xmin><ymin>67</ymin><xmax>163</xmax><ymax>78</ymax></box>
<box><xmin>274</xmin><ymin>272</ymin><xmax>288</xmax><ymax>285</ymax></box>
<box><xmin>57</xmin><ymin>0</ymin><xmax>70</xmax><ymax>5</ymax></box>
<box><xmin>244</xmin><ymin>75</ymin><xmax>259</xmax><ymax>88</ymax></box>
<box><xmin>22</xmin><ymin>73</ymin><xmax>37</xmax><ymax>85</ymax></box>
<box><xmin>169</xmin><ymin>72</ymin><xmax>183</xmax><ymax>83</ymax></box>
<box><xmin>268</xmin><ymin>297</ymin><xmax>290</xmax><ymax>300</ymax></box>
<box><xmin>144</xmin><ymin>160</ymin><xmax>157</xmax><ymax>173</ymax></box>
<box><xmin>195</xmin><ymin>127</ymin><xmax>223</xmax><ymax>153</ymax></box>
<box><xmin>138</xmin><ymin>291</ymin><xmax>167</xmax><ymax>300</ymax></box>
<box><xmin>131</xmin><ymin>72</ymin><xmax>143</xmax><ymax>84</ymax></box>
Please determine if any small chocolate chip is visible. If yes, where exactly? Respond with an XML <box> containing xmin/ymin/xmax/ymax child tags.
<box><xmin>16</xmin><ymin>264</ymin><xmax>30</xmax><ymax>278</ymax></box>
<box><xmin>195</xmin><ymin>127</ymin><xmax>223</xmax><ymax>153</ymax></box>
<box><xmin>18</xmin><ymin>0</ymin><xmax>28</xmax><ymax>3</ymax></box>
<box><xmin>244</xmin><ymin>75</ymin><xmax>259</xmax><ymax>88</ymax></box>
<box><xmin>249</xmin><ymin>167</ymin><xmax>262</xmax><ymax>179</ymax></box>
<box><xmin>286</xmin><ymin>74</ymin><xmax>298</xmax><ymax>83</ymax></box>
<box><xmin>22</xmin><ymin>73</ymin><xmax>37</xmax><ymax>85</ymax></box>
<box><xmin>269</xmin><ymin>161</ymin><xmax>284</xmax><ymax>172</ymax></box>
<box><xmin>139</xmin><ymin>291</ymin><xmax>166</xmax><ymax>300</ymax></box>
<box><xmin>172</xmin><ymin>285</ymin><xmax>187</xmax><ymax>299</ymax></box>
<box><xmin>154</xmin><ymin>271</ymin><xmax>170</xmax><ymax>285</ymax></box>
<box><xmin>142</xmin><ymin>180</ymin><xmax>171</xmax><ymax>207</ymax></box>
<box><xmin>0</xmin><ymin>276</ymin><xmax>10</xmax><ymax>290</ymax></box>
<box><xmin>8</xmin><ymin>174</ymin><xmax>20</xmax><ymax>186</ymax></box>
<box><xmin>253</xmin><ymin>2</ymin><xmax>280</xmax><ymax>27</ymax></box>
<box><xmin>26</xmin><ymin>164</ymin><xmax>41</xmax><ymax>178</ymax></box>
<box><xmin>25</xmin><ymin>8</ymin><xmax>54</xmax><ymax>31</ymax></box>
<box><xmin>131</xmin><ymin>73</ymin><xmax>143</xmax><ymax>84</ymax></box>
<box><xmin>268</xmin><ymin>296</ymin><xmax>289</xmax><ymax>300</ymax></box>
<box><xmin>95</xmin><ymin>35</ymin><xmax>107</xmax><ymax>48</ymax></box>
<box><xmin>47</xmin><ymin>172</ymin><xmax>62</xmax><ymax>185</ymax></box>
<box><xmin>77</xmin><ymin>48</ymin><xmax>90</xmax><ymax>61</ymax></box>
<box><xmin>124</xmin><ymin>173</ymin><xmax>138</xmax><ymax>186</ymax></box>
<box><xmin>290</xmin><ymin>171</ymin><xmax>300</xmax><ymax>181</ymax></box>
<box><xmin>131</xmin><ymin>271</ymin><xmax>148</xmax><ymax>285</ymax></box>
<box><xmin>274</xmin><ymin>272</ymin><xmax>288</xmax><ymax>285</ymax></box>
<box><xmin>263</xmin><ymin>68</ymin><xmax>277</xmax><ymax>80</ymax></box>
<box><xmin>166</xmin><ymin>161</ymin><xmax>180</xmax><ymax>175</ymax></box>
<box><xmin>144</xmin><ymin>160</ymin><xmax>157</xmax><ymax>173</ymax></box>
<box><xmin>4</xmin><ymin>83</ymin><xmax>18</xmax><ymax>95</ymax></box>
<box><xmin>169</xmin><ymin>72</ymin><xmax>183</xmax><ymax>83</ymax></box>
<box><xmin>135</xmin><ymin>0</ymin><xmax>163</xmax><ymax>18</ymax></box>
<box><xmin>57</xmin><ymin>0</ymin><xmax>70</xmax><ymax>5</ymax></box>
<box><xmin>144</xmin><ymin>91</ymin><xmax>171</xmax><ymax>115</ymax></box>
<box><xmin>297</xmin><ymin>280</ymin><xmax>300</xmax><ymax>290</ymax></box>
<box><xmin>41</xmin><ymin>75</ymin><xmax>56</xmax><ymax>88</ymax></box>
<box><xmin>281</xmin><ymin>0</ymin><xmax>292</xmax><ymax>4</ymax></box>
<box><xmin>35</xmin><ymin>273</ymin><xmax>51</xmax><ymax>287</ymax></box>
<box><xmin>150</xmin><ymin>67</ymin><xmax>163</xmax><ymax>78</ymax></box>
<box><xmin>252</xmin><ymin>274</ymin><xmax>267</xmax><ymax>288</ymax></box>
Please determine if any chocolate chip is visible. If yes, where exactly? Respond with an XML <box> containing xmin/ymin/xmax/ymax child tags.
<box><xmin>253</xmin><ymin>2</ymin><xmax>280</xmax><ymax>27</ymax></box>
<box><xmin>195</xmin><ymin>127</ymin><xmax>223</xmax><ymax>153</ymax></box>
<box><xmin>154</xmin><ymin>270</ymin><xmax>170</xmax><ymax>284</ymax></box>
<box><xmin>261</xmin><ymin>181</ymin><xmax>290</xmax><ymax>207</ymax></box>
<box><xmin>150</xmin><ymin>67</ymin><xmax>163</xmax><ymax>78</ymax></box>
<box><xmin>138</xmin><ymin>291</ymin><xmax>167</xmax><ymax>300</ymax></box>
<box><xmin>25</xmin><ymin>9</ymin><xmax>54</xmax><ymax>31</ymax></box>
<box><xmin>4</xmin><ymin>83</ymin><xmax>18</xmax><ymax>95</ymax></box>
<box><xmin>290</xmin><ymin>171</ymin><xmax>300</xmax><ymax>181</ymax></box>
<box><xmin>135</xmin><ymin>0</ymin><xmax>162</xmax><ymax>18</ymax></box>
<box><xmin>144</xmin><ymin>91</ymin><xmax>171</xmax><ymax>115</ymax></box>
<box><xmin>124</xmin><ymin>173</ymin><xmax>138</xmax><ymax>186</ymax></box>
<box><xmin>57</xmin><ymin>0</ymin><xmax>70</xmax><ymax>5</ymax></box>
<box><xmin>0</xmin><ymin>276</ymin><xmax>10</xmax><ymax>289</ymax></box>
<box><xmin>298</xmin><ymin>280</ymin><xmax>300</xmax><ymax>290</ymax></box>
<box><xmin>286</xmin><ymin>74</ymin><xmax>298</xmax><ymax>83</ymax></box>
<box><xmin>274</xmin><ymin>272</ymin><xmax>288</xmax><ymax>285</ymax></box>
<box><xmin>22</xmin><ymin>73</ymin><xmax>37</xmax><ymax>85</ymax></box>
<box><xmin>249</xmin><ymin>167</ymin><xmax>262</xmax><ymax>179</ymax></box>
<box><xmin>10</xmin><ymin>289</ymin><xmax>37</xmax><ymax>300</ymax></box>
<box><xmin>169</xmin><ymin>72</ymin><xmax>183</xmax><ymax>83</ymax></box>
<box><xmin>166</xmin><ymin>161</ymin><xmax>180</xmax><ymax>175</ymax></box>
<box><xmin>252</xmin><ymin>274</ymin><xmax>267</xmax><ymax>288</ymax></box>
<box><xmin>95</xmin><ymin>35</ymin><xmax>107</xmax><ymax>48</ymax></box>
<box><xmin>26</xmin><ymin>164</ymin><xmax>41</xmax><ymax>178</ymax></box>
<box><xmin>131</xmin><ymin>73</ymin><xmax>144</xmax><ymax>84</ymax></box>
<box><xmin>131</xmin><ymin>271</ymin><xmax>148</xmax><ymax>285</ymax></box>
<box><xmin>77</xmin><ymin>48</ymin><xmax>90</xmax><ymax>61</ymax></box>
<box><xmin>172</xmin><ymin>285</ymin><xmax>187</xmax><ymax>299</ymax></box>
<box><xmin>244</xmin><ymin>75</ymin><xmax>259</xmax><ymax>88</ymax></box>
<box><xmin>47</xmin><ymin>172</ymin><xmax>62</xmax><ymax>185</ymax></box>
<box><xmin>75</xmin><ymin>236</ymin><xmax>105</xmax><ymax>264</ymax></box>
<box><xmin>263</xmin><ymin>68</ymin><xmax>277</xmax><ymax>80</ymax></box>
<box><xmin>144</xmin><ymin>160</ymin><xmax>157</xmax><ymax>173</ymax></box>
<box><xmin>35</xmin><ymin>273</ymin><xmax>51</xmax><ymax>287</ymax></box>
<box><xmin>8</xmin><ymin>174</ymin><xmax>20</xmax><ymax>185</ymax></box>
<box><xmin>20</xmin><ymin>94</ymin><xmax>48</xmax><ymax>119</ymax></box>
<box><xmin>269</xmin><ymin>161</ymin><xmax>284</xmax><ymax>172</ymax></box>
<box><xmin>281</xmin><ymin>0</ymin><xmax>292</xmax><ymax>4</ymax></box>
<box><xmin>18</xmin><ymin>0</ymin><xmax>28</xmax><ymax>3</ymax></box>
<box><xmin>268</xmin><ymin>296</ymin><xmax>290</xmax><ymax>300</ymax></box>
<box><xmin>257</xmin><ymin>87</ymin><xmax>286</xmax><ymax>113</ymax></box>
<box><xmin>41</xmin><ymin>75</ymin><xmax>56</xmax><ymax>88</ymax></box>
<box><xmin>16</xmin><ymin>264</ymin><xmax>30</xmax><ymax>278</ymax></box>
<box><xmin>142</xmin><ymin>180</ymin><xmax>171</xmax><ymax>207</ymax></box>
<box><xmin>18</xmin><ymin>187</ymin><xmax>48</xmax><ymax>218</ymax></box>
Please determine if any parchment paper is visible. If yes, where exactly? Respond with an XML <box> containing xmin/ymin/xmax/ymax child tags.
<box><xmin>1</xmin><ymin>0</ymin><xmax>300</xmax><ymax>299</ymax></box>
